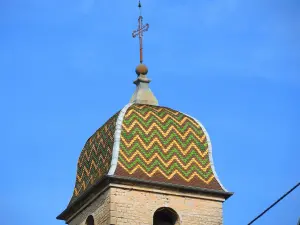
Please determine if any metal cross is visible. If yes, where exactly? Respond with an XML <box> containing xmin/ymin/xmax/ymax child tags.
<box><xmin>132</xmin><ymin>15</ymin><xmax>149</xmax><ymax>64</ymax></box>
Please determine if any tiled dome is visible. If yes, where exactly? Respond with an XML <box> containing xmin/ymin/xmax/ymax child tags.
<box><xmin>70</xmin><ymin>103</ymin><xmax>227</xmax><ymax>204</ymax></box>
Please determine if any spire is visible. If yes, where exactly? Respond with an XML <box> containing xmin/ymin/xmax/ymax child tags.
<box><xmin>130</xmin><ymin>0</ymin><xmax>158</xmax><ymax>106</ymax></box>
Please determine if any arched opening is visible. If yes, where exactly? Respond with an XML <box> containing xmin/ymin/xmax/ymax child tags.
<box><xmin>85</xmin><ymin>215</ymin><xmax>94</xmax><ymax>225</ymax></box>
<box><xmin>153</xmin><ymin>207</ymin><xmax>179</xmax><ymax>225</ymax></box>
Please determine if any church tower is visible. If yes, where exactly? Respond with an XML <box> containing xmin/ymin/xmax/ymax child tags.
<box><xmin>57</xmin><ymin>2</ymin><xmax>232</xmax><ymax>224</ymax></box>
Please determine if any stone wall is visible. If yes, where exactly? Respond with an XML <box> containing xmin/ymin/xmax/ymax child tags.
<box><xmin>109</xmin><ymin>184</ymin><xmax>224</xmax><ymax>225</ymax></box>
<box><xmin>68</xmin><ymin>184</ymin><xmax>224</xmax><ymax>225</ymax></box>
<box><xmin>69</xmin><ymin>189</ymin><xmax>111</xmax><ymax>225</ymax></box>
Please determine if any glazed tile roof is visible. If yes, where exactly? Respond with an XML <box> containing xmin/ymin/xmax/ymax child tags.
<box><xmin>69</xmin><ymin>103</ymin><xmax>227</xmax><ymax>204</ymax></box>
<box><xmin>69</xmin><ymin>111</ymin><xmax>120</xmax><ymax>204</ymax></box>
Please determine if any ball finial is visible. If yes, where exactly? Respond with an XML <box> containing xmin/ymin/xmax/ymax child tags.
<box><xmin>135</xmin><ymin>63</ymin><xmax>148</xmax><ymax>75</ymax></box>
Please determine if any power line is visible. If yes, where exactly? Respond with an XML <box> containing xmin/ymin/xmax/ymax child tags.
<box><xmin>248</xmin><ymin>182</ymin><xmax>300</xmax><ymax>225</ymax></box>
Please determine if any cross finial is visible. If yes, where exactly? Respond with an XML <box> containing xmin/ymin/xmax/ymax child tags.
<box><xmin>130</xmin><ymin>1</ymin><xmax>158</xmax><ymax>106</ymax></box>
<box><xmin>132</xmin><ymin>0</ymin><xmax>149</xmax><ymax>64</ymax></box>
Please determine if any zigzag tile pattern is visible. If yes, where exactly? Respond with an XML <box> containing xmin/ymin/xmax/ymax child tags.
<box><xmin>115</xmin><ymin>104</ymin><xmax>223</xmax><ymax>190</ymax></box>
<box><xmin>70</xmin><ymin>111</ymin><xmax>120</xmax><ymax>204</ymax></box>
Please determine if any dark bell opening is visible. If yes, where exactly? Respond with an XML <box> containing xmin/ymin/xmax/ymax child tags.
<box><xmin>153</xmin><ymin>207</ymin><xmax>178</xmax><ymax>225</ymax></box>
<box><xmin>86</xmin><ymin>215</ymin><xmax>94</xmax><ymax>225</ymax></box>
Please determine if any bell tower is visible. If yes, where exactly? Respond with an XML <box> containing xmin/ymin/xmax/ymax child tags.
<box><xmin>56</xmin><ymin>1</ymin><xmax>232</xmax><ymax>225</ymax></box>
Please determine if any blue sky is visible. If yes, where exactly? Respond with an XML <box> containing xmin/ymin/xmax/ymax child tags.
<box><xmin>0</xmin><ymin>0</ymin><xmax>299</xmax><ymax>224</ymax></box>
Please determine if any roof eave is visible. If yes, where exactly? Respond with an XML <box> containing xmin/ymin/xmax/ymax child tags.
<box><xmin>56</xmin><ymin>176</ymin><xmax>110</xmax><ymax>221</ymax></box>
<box><xmin>110</xmin><ymin>175</ymin><xmax>233</xmax><ymax>200</ymax></box>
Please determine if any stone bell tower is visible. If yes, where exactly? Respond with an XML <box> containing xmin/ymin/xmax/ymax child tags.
<box><xmin>57</xmin><ymin>1</ymin><xmax>232</xmax><ymax>224</ymax></box>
